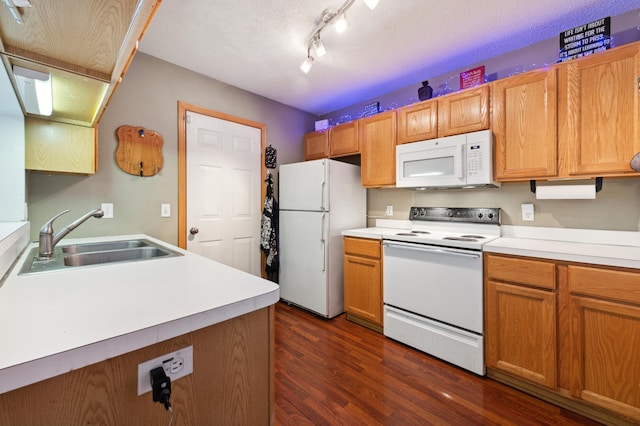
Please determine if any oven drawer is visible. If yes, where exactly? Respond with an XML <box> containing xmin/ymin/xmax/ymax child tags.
<box><xmin>384</xmin><ymin>305</ymin><xmax>485</xmax><ymax>375</ymax></box>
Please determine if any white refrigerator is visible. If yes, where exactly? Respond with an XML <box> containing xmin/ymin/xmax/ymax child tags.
<box><xmin>279</xmin><ymin>159</ymin><xmax>366</xmax><ymax>318</ymax></box>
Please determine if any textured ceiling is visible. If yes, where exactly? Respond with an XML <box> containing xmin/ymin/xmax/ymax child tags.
<box><xmin>138</xmin><ymin>0</ymin><xmax>640</xmax><ymax>116</ymax></box>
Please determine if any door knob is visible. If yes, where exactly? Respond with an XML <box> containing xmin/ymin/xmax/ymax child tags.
<box><xmin>189</xmin><ymin>227</ymin><xmax>199</xmax><ymax>235</ymax></box>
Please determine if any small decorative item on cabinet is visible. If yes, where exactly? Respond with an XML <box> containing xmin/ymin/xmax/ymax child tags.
<box><xmin>418</xmin><ymin>80</ymin><xmax>433</xmax><ymax>101</ymax></box>
<box><xmin>116</xmin><ymin>125</ymin><xmax>164</xmax><ymax>177</ymax></box>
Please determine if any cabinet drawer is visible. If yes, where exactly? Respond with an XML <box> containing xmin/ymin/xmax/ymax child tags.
<box><xmin>344</xmin><ymin>237</ymin><xmax>380</xmax><ymax>259</ymax></box>
<box><xmin>486</xmin><ymin>254</ymin><xmax>556</xmax><ymax>290</ymax></box>
<box><xmin>568</xmin><ymin>265</ymin><xmax>640</xmax><ymax>305</ymax></box>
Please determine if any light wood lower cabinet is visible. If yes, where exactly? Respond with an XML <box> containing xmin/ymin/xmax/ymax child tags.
<box><xmin>485</xmin><ymin>254</ymin><xmax>557</xmax><ymax>387</ymax></box>
<box><xmin>568</xmin><ymin>265</ymin><xmax>640</xmax><ymax>421</ymax></box>
<box><xmin>343</xmin><ymin>236</ymin><xmax>382</xmax><ymax>331</ymax></box>
<box><xmin>485</xmin><ymin>253</ymin><xmax>640</xmax><ymax>425</ymax></box>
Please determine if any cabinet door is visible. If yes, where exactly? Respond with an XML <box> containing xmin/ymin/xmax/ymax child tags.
<box><xmin>560</xmin><ymin>42</ymin><xmax>640</xmax><ymax>177</ymax></box>
<box><xmin>438</xmin><ymin>85</ymin><xmax>490</xmax><ymax>137</ymax></box>
<box><xmin>486</xmin><ymin>280</ymin><xmax>557</xmax><ymax>388</ymax></box>
<box><xmin>359</xmin><ymin>110</ymin><xmax>396</xmax><ymax>187</ymax></box>
<box><xmin>344</xmin><ymin>254</ymin><xmax>382</xmax><ymax>325</ymax></box>
<box><xmin>492</xmin><ymin>68</ymin><xmax>558</xmax><ymax>181</ymax></box>
<box><xmin>304</xmin><ymin>131</ymin><xmax>329</xmax><ymax>161</ymax></box>
<box><xmin>570</xmin><ymin>296</ymin><xmax>640</xmax><ymax>420</ymax></box>
<box><xmin>329</xmin><ymin>121</ymin><xmax>359</xmax><ymax>157</ymax></box>
<box><xmin>397</xmin><ymin>99</ymin><xmax>438</xmax><ymax>144</ymax></box>
<box><xmin>25</xmin><ymin>117</ymin><xmax>96</xmax><ymax>174</ymax></box>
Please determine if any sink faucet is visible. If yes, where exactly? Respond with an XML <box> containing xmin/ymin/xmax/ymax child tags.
<box><xmin>37</xmin><ymin>208</ymin><xmax>105</xmax><ymax>260</ymax></box>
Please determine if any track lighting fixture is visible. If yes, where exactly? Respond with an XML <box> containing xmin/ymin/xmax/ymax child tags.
<box><xmin>300</xmin><ymin>0</ymin><xmax>379</xmax><ymax>73</ymax></box>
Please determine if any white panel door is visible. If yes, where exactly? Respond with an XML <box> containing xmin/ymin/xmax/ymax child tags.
<box><xmin>186</xmin><ymin>111</ymin><xmax>261</xmax><ymax>275</ymax></box>
<box><xmin>279</xmin><ymin>210</ymin><xmax>329</xmax><ymax>316</ymax></box>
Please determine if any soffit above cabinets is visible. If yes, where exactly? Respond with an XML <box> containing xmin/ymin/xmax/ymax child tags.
<box><xmin>0</xmin><ymin>0</ymin><xmax>160</xmax><ymax>127</ymax></box>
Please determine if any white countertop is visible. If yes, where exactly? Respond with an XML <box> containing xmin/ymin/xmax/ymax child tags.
<box><xmin>0</xmin><ymin>234</ymin><xmax>279</xmax><ymax>394</ymax></box>
<box><xmin>342</xmin><ymin>219</ymin><xmax>411</xmax><ymax>239</ymax></box>
<box><xmin>484</xmin><ymin>225</ymin><xmax>640</xmax><ymax>269</ymax></box>
<box><xmin>342</xmin><ymin>221</ymin><xmax>640</xmax><ymax>269</ymax></box>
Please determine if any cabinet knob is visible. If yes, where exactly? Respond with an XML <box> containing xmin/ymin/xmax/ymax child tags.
<box><xmin>189</xmin><ymin>227</ymin><xmax>199</xmax><ymax>235</ymax></box>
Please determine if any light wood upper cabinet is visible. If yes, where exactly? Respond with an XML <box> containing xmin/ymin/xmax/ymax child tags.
<box><xmin>559</xmin><ymin>42</ymin><xmax>640</xmax><ymax>177</ymax></box>
<box><xmin>343</xmin><ymin>237</ymin><xmax>382</xmax><ymax>331</ymax></box>
<box><xmin>438</xmin><ymin>85</ymin><xmax>490</xmax><ymax>137</ymax></box>
<box><xmin>493</xmin><ymin>68</ymin><xmax>558</xmax><ymax>181</ymax></box>
<box><xmin>329</xmin><ymin>121</ymin><xmax>359</xmax><ymax>157</ymax></box>
<box><xmin>303</xmin><ymin>130</ymin><xmax>329</xmax><ymax>161</ymax></box>
<box><xmin>25</xmin><ymin>117</ymin><xmax>97</xmax><ymax>174</ymax></box>
<box><xmin>359</xmin><ymin>110</ymin><xmax>397</xmax><ymax>187</ymax></box>
<box><xmin>397</xmin><ymin>98</ymin><xmax>438</xmax><ymax>144</ymax></box>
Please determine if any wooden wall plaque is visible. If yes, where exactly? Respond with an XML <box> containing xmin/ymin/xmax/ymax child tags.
<box><xmin>116</xmin><ymin>125</ymin><xmax>164</xmax><ymax>176</ymax></box>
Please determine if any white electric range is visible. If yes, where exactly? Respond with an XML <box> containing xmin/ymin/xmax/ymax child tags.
<box><xmin>382</xmin><ymin>207</ymin><xmax>501</xmax><ymax>375</ymax></box>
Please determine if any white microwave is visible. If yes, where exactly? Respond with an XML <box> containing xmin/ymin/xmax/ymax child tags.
<box><xmin>396</xmin><ymin>129</ymin><xmax>499</xmax><ymax>189</ymax></box>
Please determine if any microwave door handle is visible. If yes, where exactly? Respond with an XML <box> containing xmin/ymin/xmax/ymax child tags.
<box><xmin>458</xmin><ymin>144</ymin><xmax>465</xmax><ymax>179</ymax></box>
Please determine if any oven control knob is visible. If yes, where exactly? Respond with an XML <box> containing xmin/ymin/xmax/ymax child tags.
<box><xmin>478</xmin><ymin>213</ymin><xmax>484</xmax><ymax>218</ymax></box>
<box><xmin>488</xmin><ymin>213</ymin><xmax>494</xmax><ymax>219</ymax></box>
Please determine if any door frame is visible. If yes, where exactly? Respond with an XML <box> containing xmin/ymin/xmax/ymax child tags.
<box><xmin>177</xmin><ymin>101</ymin><xmax>267</xmax><ymax>250</ymax></box>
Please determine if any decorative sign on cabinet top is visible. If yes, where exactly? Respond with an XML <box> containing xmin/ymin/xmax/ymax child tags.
<box><xmin>559</xmin><ymin>16</ymin><xmax>611</xmax><ymax>62</ymax></box>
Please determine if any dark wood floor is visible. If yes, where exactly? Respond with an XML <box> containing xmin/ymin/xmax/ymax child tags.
<box><xmin>274</xmin><ymin>302</ymin><xmax>600</xmax><ymax>425</ymax></box>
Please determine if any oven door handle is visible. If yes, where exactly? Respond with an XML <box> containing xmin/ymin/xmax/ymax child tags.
<box><xmin>383</xmin><ymin>241</ymin><xmax>480</xmax><ymax>259</ymax></box>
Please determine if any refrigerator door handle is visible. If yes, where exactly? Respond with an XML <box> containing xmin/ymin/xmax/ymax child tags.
<box><xmin>320</xmin><ymin>212</ymin><xmax>326</xmax><ymax>271</ymax></box>
<box><xmin>320</xmin><ymin>176</ymin><xmax>326</xmax><ymax>211</ymax></box>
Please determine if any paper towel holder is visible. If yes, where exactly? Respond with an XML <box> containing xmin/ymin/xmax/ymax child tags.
<box><xmin>529</xmin><ymin>177</ymin><xmax>603</xmax><ymax>194</ymax></box>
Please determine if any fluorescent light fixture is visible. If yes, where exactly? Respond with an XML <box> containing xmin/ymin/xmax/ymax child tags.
<box><xmin>12</xmin><ymin>65</ymin><xmax>53</xmax><ymax>116</ymax></box>
<box><xmin>312</xmin><ymin>36</ymin><xmax>326</xmax><ymax>57</ymax></box>
<box><xmin>300</xmin><ymin>56</ymin><xmax>314</xmax><ymax>74</ymax></box>
<box><xmin>334</xmin><ymin>14</ymin><xmax>348</xmax><ymax>32</ymax></box>
<box><xmin>361</xmin><ymin>0</ymin><xmax>379</xmax><ymax>9</ymax></box>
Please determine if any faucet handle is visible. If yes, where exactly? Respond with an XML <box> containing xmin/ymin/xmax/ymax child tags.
<box><xmin>39</xmin><ymin>209</ymin><xmax>71</xmax><ymax>233</ymax></box>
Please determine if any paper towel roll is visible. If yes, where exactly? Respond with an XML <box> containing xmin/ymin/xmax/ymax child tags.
<box><xmin>535</xmin><ymin>184</ymin><xmax>596</xmax><ymax>199</ymax></box>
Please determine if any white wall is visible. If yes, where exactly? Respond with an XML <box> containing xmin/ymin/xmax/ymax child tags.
<box><xmin>0</xmin><ymin>66</ymin><xmax>25</xmax><ymax>221</ymax></box>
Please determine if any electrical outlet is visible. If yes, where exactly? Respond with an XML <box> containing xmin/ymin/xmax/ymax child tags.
<box><xmin>521</xmin><ymin>203</ymin><xmax>534</xmax><ymax>221</ymax></box>
<box><xmin>101</xmin><ymin>203</ymin><xmax>114</xmax><ymax>219</ymax></box>
<box><xmin>161</xmin><ymin>203</ymin><xmax>171</xmax><ymax>218</ymax></box>
<box><xmin>385</xmin><ymin>205</ymin><xmax>393</xmax><ymax>216</ymax></box>
<box><xmin>137</xmin><ymin>346</ymin><xmax>193</xmax><ymax>395</ymax></box>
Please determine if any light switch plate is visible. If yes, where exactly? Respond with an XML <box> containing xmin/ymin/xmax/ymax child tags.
<box><xmin>101</xmin><ymin>203</ymin><xmax>113</xmax><ymax>219</ymax></box>
<box><xmin>161</xmin><ymin>203</ymin><xmax>171</xmax><ymax>218</ymax></box>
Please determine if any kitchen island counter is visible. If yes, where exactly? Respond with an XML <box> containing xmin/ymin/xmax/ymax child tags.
<box><xmin>0</xmin><ymin>234</ymin><xmax>279</xmax><ymax>394</ymax></box>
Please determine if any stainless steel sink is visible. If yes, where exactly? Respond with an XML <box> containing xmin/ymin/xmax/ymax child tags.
<box><xmin>64</xmin><ymin>247</ymin><xmax>172</xmax><ymax>267</ymax></box>
<box><xmin>19</xmin><ymin>239</ymin><xmax>182</xmax><ymax>275</ymax></box>
<box><xmin>62</xmin><ymin>239</ymin><xmax>149</xmax><ymax>254</ymax></box>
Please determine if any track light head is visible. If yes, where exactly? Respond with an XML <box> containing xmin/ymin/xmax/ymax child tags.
<box><xmin>361</xmin><ymin>0</ymin><xmax>379</xmax><ymax>9</ymax></box>
<box><xmin>300</xmin><ymin>56</ymin><xmax>314</xmax><ymax>73</ymax></box>
<box><xmin>312</xmin><ymin>37</ymin><xmax>326</xmax><ymax>57</ymax></box>
<box><xmin>334</xmin><ymin>14</ymin><xmax>348</xmax><ymax>32</ymax></box>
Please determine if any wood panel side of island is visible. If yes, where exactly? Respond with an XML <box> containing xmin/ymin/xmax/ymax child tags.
<box><xmin>0</xmin><ymin>306</ymin><xmax>274</xmax><ymax>425</ymax></box>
